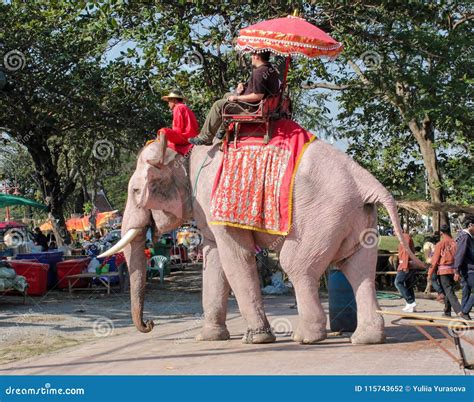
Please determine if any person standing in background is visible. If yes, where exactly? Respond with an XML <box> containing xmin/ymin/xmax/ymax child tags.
<box><xmin>428</xmin><ymin>224</ymin><xmax>462</xmax><ymax>318</ymax></box>
<box><xmin>395</xmin><ymin>226</ymin><xmax>418</xmax><ymax>313</ymax></box>
<box><xmin>33</xmin><ymin>227</ymin><xmax>49</xmax><ymax>251</ymax></box>
<box><xmin>423</xmin><ymin>232</ymin><xmax>444</xmax><ymax>302</ymax></box>
<box><xmin>454</xmin><ymin>216</ymin><xmax>474</xmax><ymax>320</ymax></box>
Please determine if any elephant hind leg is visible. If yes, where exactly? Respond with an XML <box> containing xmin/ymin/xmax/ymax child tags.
<box><xmin>280</xmin><ymin>247</ymin><xmax>330</xmax><ymax>344</ymax></box>
<box><xmin>339</xmin><ymin>245</ymin><xmax>385</xmax><ymax>345</ymax></box>
<box><xmin>290</xmin><ymin>272</ymin><xmax>328</xmax><ymax>344</ymax></box>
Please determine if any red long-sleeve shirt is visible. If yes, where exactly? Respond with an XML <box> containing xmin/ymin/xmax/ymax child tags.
<box><xmin>428</xmin><ymin>235</ymin><xmax>457</xmax><ymax>276</ymax></box>
<box><xmin>159</xmin><ymin>103</ymin><xmax>199</xmax><ymax>155</ymax></box>
<box><xmin>397</xmin><ymin>233</ymin><xmax>415</xmax><ymax>272</ymax></box>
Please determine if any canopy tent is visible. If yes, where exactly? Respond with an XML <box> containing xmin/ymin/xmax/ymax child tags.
<box><xmin>0</xmin><ymin>194</ymin><xmax>47</xmax><ymax>211</ymax></box>
<box><xmin>0</xmin><ymin>221</ymin><xmax>26</xmax><ymax>230</ymax></box>
<box><xmin>396</xmin><ymin>200</ymin><xmax>474</xmax><ymax>216</ymax></box>
<box><xmin>39</xmin><ymin>210</ymin><xmax>119</xmax><ymax>232</ymax></box>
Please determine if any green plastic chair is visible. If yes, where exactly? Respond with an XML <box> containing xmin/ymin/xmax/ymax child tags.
<box><xmin>146</xmin><ymin>255</ymin><xmax>170</xmax><ymax>284</ymax></box>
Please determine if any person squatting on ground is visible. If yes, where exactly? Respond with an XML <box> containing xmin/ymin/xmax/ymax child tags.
<box><xmin>395</xmin><ymin>227</ymin><xmax>418</xmax><ymax>313</ymax></box>
<box><xmin>189</xmin><ymin>51</ymin><xmax>280</xmax><ymax>145</ymax></box>
<box><xmin>427</xmin><ymin>224</ymin><xmax>463</xmax><ymax>318</ymax></box>
<box><xmin>454</xmin><ymin>215</ymin><xmax>474</xmax><ymax>320</ymax></box>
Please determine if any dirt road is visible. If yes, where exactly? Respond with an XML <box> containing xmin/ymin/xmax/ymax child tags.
<box><xmin>0</xmin><ymin>266</ymin><xmax>468</xmax><ymax>375</ymax></box>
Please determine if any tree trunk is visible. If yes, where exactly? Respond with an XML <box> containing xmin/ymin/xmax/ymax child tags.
<box><xmin>407</xmin><ymin>116</ymin><xmax>448</xmax><ymax>230</ymax></box>
<box><xmin>74</xmin><ymin>188</ymin><xmax>85</xmax><ymax>215</ymax></box>
<box><xmin>25</xmin><ymin>129</ymin><xmax>74</xmax><ymax>246</ymax></box>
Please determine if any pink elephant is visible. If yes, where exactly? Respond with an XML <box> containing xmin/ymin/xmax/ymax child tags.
<box><xmin>100</xmin><ymin>132</ymin><xmax>421</xmax><ymax>345</ymax></box>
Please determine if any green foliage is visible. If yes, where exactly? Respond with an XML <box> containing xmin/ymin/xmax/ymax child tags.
<box><xmin>0</xmin><ymin>0</ymin><xmax>167</xmax><ymax>239</ymax></box>
<box><xmin>1</xmin><ymin>0</ymin><xmax>472</xmax><ymax>239</ymax></box>
<box><xmin>99</xmin><ymin>0</ymin><xmax>472</xmax><ymax>206</ymax></box>
<box><xmin>310</xmin><ymin>0</ymin><xmax>473</xmax><ymax>205</ymax></box>
<box><xmin>83</xmin><ymin>201</ymin><xmax>93</xmax><ymax>215</ymax></box>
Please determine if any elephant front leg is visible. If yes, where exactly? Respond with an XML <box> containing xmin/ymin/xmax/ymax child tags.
<box><xmin>196</xmin><ymin>239</ymin><xmax>231</xmax><ymax>341</ymax></box>
<box><xmin>213</xmin><ymin>227</ymin><xmax>275</xmax><ymax>344</ymax></box>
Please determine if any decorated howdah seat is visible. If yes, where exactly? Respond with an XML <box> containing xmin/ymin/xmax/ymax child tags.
<box><xmin>208</xmin><ymin>14</ymin><xmax>342</xmax><ymax>235</ymax></box>
<box><xmin>221</xmin><ymin>57</ymin><xmax>292</xmax><ymax>144</ymax></box>
<box><xmin>220</xmin><ymin>14</ymin><xmax>342</xmax><ymax>145</ymax></box>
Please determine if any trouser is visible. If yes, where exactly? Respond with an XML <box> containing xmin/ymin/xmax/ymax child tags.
<box><xmin>460</xmin><ymin>272</ymin><xmax>474</xmax><ymax>314</ymax></box>
<box><xmin>431</xmin><ymin>273</ymin><xmax>444</xmax><ymax>294</ymax></box>
<box><xmin>395</xmin><ymin>270</ymin><xmax>416</xmax><ymax>304</ymax></box>
<box><xmin>438</xmin><ymin>274</ymin><xmax>461</xmax><ymax>314</ymax></box>
<box><xmin>198</xmin><ymin>93</ymin><xmax>258</xmax><ymax>140</ymax></box>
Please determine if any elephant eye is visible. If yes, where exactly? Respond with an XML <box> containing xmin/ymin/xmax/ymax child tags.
<box><xmin>133</xmin><ymin>188</ymin><xmax>140</xmax><ymax>194</ymax></box>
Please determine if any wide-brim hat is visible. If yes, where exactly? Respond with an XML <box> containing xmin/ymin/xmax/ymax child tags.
<box><xmin>161</xmin><ymin>90</ymin><xmax>186</xmax><ymax>101</ymax></box>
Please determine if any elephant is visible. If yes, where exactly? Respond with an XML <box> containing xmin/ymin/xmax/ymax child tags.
<box><xmin>100</xmin><ymin>130</ymin><xmax>422</xmax><ymax>345</ymax></box>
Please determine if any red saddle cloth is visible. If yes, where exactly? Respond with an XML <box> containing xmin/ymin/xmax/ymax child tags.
<box><xmin>210</xmin><ymin>119</ymin><xmax>316</xmax><ymax>235</ymax></box>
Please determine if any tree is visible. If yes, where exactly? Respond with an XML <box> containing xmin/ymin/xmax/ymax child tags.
<box><xmin>300</xmin><ymin>0</ymin><xmax>473</xmax><ymax>227</ymax></box>
<box><xmin>0</xmin><ymin>1</ymin><xmax>166</xmax><ymax>244</ymax></box>
<box><xmin>2</xmin><ymin>0</ymin><xmax>471</xmax><ymax>240</ymax></box>
<box><xmin>102</xmin><ymin>1</ymin><xmax>472</xmax><ymax>230</ymax></box>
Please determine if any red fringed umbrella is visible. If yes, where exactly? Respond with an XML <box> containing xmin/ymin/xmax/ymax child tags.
<box><xmin>236</xmin><ymin>15</ymin><xmax>343</xmax><ymax>59</ymax></box>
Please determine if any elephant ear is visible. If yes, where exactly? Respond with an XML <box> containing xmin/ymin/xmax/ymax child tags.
<box><xmin>139</xmin><ymin>159</ymin><xmax>184</xmax><ymax>220</ymax></box>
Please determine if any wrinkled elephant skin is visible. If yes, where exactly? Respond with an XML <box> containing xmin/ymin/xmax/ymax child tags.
<box><xmin>121</xmin><ymin>138</ymin><xmax>420</xmax><ymax>344</ymax></box>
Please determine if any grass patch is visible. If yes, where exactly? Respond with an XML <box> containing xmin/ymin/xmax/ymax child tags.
<box><xmin>0</xmin><ymin>335</ymin><xmax>90</xmax><ymax>365</ymax></box>
<box><xmin>379</xmin><ymin>235</ymin><xmax>425</xmax><ymax>252</ymax></box>
<box><xmin>379</xmin><ymin>236</ymin><xmax>399</xmax><ymax>252</ymax></box>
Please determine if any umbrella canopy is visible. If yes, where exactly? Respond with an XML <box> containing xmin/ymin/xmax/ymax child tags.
<box><xmin>236</xmin><ymin>15</ymin><xmax>343</xmax><ymax>59</ymax></box>
<box><xmin>0</xmin><ymin>194</ymin><xmax>47</xmax><ymax>211</ymax></box>
<box><xmin>40</xmin><ymin>210</ymin><xmax>119</xmax><ymax>233</ymax></box>
<box><xmin>0</xmin><ymin>221</ymin><xmax>26</xmax><ymax>230</ymax></box>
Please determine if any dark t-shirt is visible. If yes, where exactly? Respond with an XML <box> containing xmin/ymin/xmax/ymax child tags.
<box><xmin>244</xmin><ymin>63</ymin><xmax>280</xmax><ymax>99</ymax></box>
<box><xmin>34</xmin><ymin>232</ymin><xmax>49</xmax><ymax>251</ymax></box>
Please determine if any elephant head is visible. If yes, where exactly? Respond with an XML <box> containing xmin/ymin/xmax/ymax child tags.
<box><xmin>99</xmin><ymin>134</ymin><xmax>192</xmax><ymax>332</ymax></box>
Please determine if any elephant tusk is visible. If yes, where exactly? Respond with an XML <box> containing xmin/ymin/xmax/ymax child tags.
<box><xmin>97</xmin><ymin>228</ymin><xmax>141</xmax><ymax>258</ymax></box>
<box><xmin>159</xmin><ymin>131</ymin><xmax>167</xmax><ymax>164</ymax></box>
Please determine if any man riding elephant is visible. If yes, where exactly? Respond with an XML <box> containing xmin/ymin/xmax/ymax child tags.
<box><xmin>189</xmin><ymin>51</ymin><xmax>280</xmax><ymax>145</ymax></box>
<box><xmin>158</xmin><ymin>90</ymin><xmax>199</xmax><ymax>155</ymax></box>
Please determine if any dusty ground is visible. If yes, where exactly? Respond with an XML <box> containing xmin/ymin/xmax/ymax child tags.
<box><xmin>0</xmin><ymin>264</ymin><xmax>471</xmax><ymax>375</ymax></box>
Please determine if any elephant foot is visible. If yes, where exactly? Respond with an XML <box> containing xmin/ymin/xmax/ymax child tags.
<box><xmin>292</xmin><ymin>328</ymin><xmax>327</xmax><ymax>344</ymax></box>
<box><xmin>196</xmin><ymin>325</ymin><xmax>230</xmax><ymax>341</ymax></box>
<box><xmin>350</xmin><ymin>318</ymin><xmax>385</xmax><ymax>345</ymax></box>
<box><xmin>242</xmin><ymin>327</ymin><xmax>276</xmax><ymax>344</ymax></box>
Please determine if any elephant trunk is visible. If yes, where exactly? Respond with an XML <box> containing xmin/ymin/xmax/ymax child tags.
<box><xmin>124</xmin><ymin>235</ymin><xmax>155</xmax><ymax>333</ymax></box>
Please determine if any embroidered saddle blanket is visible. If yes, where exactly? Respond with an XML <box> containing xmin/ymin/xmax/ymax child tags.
<box><xmin>210</xmin><ymin>119</ymin><xmax>315</xmax><ymax>235</ymax></box>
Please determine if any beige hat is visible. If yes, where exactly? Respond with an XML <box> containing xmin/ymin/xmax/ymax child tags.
<box><xmin>161</xmin><ymin>89</ymin><xmax>186</xmax><ymax>101</ymax></box>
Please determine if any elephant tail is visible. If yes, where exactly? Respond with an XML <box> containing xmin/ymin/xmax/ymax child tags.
<box><xmin>358</xmin><ymin>170</ymin><xmax>425</xmax><ymax>269</ymax></box>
